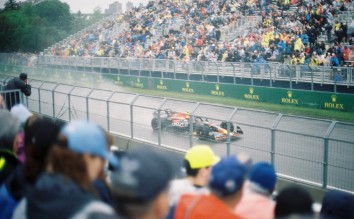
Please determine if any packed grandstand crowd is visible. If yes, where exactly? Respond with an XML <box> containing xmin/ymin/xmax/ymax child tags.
<box><xmin>44</xmin><ymin>0</ymin><xmax>354</xmax><ymax>67</ymax></box>
<box><xmin>0</xmin><ymin>101</ymin><xmax>354</xmax><ymax>219</ymax></box>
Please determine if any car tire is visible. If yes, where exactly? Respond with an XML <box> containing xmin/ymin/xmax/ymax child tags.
<box><xmin>151</xmin><ymin>118</ymin><xmax>159</xmax><ymax>130</ymax></box>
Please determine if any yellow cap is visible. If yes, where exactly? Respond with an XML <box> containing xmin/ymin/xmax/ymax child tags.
<box><xmin>185</xmin><ymin>145</ymin><xmax>220</xmax><ymax>169</ymax></box>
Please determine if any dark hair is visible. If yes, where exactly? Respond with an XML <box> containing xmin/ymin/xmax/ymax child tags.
<box><xmin>183</xmin><ymin>159</ymin><xmax>202</xmax><ymax>177</ymax></box>
<box><xmin>24</xmin><ymin>116</ymin><xmax>60</xmax><ymax>182</ymax></box>
<box><xmin>275</xmin><ymin>187</ymin><xmax>313</xmax><ymax>218</ymax></box>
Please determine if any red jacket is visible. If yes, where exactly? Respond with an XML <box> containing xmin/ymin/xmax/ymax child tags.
<box><xmin>174</xmin><ymin>194</ymin><xmax>243</xmax><ymax>219</ymax></box>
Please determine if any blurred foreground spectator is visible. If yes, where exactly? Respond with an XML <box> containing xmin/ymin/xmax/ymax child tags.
<box><xmin>0</xmin><ymin>111</ymin><xmax>21</xmax><ymax>185</ymax></box>
<box><xmin>110</xmin><ymin>147</ymin><xmax>176</xmax><ymax>219</ymax></box>
<box><xmin>174</xmin><ymin>156</ymin><xmax>246</xmax><ymax>219</ymax></box>
<box><xmin>234</xmin><ymin>161</ymin><xmax>277</xmax><ymax>219</ymax></box>
<box><xmin>169</xmin><ymin>145</ymin><xmax>219</xmax><ymax>206</ymax></box>
<box><xmin>0</xmin><ymin>116</ymin><xmax>60</xmax><ymax>219</ymax></box>
<box><xmin>320</xmin><ymin>190</ymin><xmax>354</xmax><ymax>219</ymax></box>
<box><xmin>275</xmin><ymin>186</ymin><xmax>314</xmax><ymax>218</ymax></box>
<box><xmin>10</xmin><ymin>104</ymin><xmax>33</xmax><ymax>163</ymax></box>
<box><xmin>12</xmin><ymin>120</ymin><xmax>119</xmax><ymax>218</ymax></box>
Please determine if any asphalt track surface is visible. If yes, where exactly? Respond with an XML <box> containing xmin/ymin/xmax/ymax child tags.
<box><xmin>1</xmin><ymin>75</ymin><xmax>353</xmax><ymax>193</ymax></box>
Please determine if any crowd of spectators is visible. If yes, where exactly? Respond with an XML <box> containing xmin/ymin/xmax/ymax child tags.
<box><xmin>1</xmin><ymin>102</ymin><xmax>354</xmax><ymax>219</ymax></box>
<box><xmin>45</xmin><ymin>0</ymin><xmax>354</xmax><ymax>67</ymax></box>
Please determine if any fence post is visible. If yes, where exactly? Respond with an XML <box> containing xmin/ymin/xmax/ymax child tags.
<box><xmin>107</xmin><ymin>91</ymin><xmax>116</xmax><ymax>132</ymax></box>
<box><xmin>86</xmin><ymin>89</ymin><xmax>94</xmax><ymax>121</ymax></box>
<box><xmin>271</xmin><ymin>114</ymin><xmax>283</xmax><ymax>166</ymax></box>
<box><xmin>38</xmin><ymin>82</ymin><xmax>45</xmax><ymax>114</ymax></box>
<box><xmin>156</xmin><ymin>99</ymin><xmax>167</xmax><ymax>147</ymax></box>
<box><xmin>323</xmin><ymin>121</ymin><xmax>336</xmax><ymax>189</ymax></box>
<box><xmin>189</xmin><ymin>103</ymin><xmax>200</xmax><ymax>148</ymax></box>
<box><xmin>66</xmin><ymin>86</ymin><xmax>76</xmax><ymax>121</ymax></box>
<box><xmin>226</xmin><ymin>108</ymin><xmax>238</xmax><ymax>156</ymax></box>
<box><xmin>130</xmin><ymin>94</ymin><xmax>140</xmax><ymax>139</ymax></box>
<box><xmin>52</xmin><ymin>83</ymin><xmax>60</xmax><ymax>118</ymax></box>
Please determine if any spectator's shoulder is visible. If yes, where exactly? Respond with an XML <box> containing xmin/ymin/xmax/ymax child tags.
<box><xmin>72</xmin><ymin>201</ymin><xmax>119</xmax><ymax>219</ymax></box>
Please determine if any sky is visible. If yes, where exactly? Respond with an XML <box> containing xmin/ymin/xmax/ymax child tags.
<box><xmin>0</xmin><ymin>0</ymin><xmax>149</xmax><ymax>13</ymax></box>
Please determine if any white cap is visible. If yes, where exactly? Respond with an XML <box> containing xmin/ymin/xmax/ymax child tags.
<box><xmin>10</xmin><ymin>104</ymin><xmax>32</xmax><ymax>123</ymax></box>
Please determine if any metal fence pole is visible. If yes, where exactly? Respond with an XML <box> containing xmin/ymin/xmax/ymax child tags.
<box><xmin>226</xmin><ymin>108</ymin><xmax>238</xmax><ymax>156</ymax></box>
<box><xmin>52</xmin><ymin>83</ymin><xmax>60</xmax><ymax>117</ymax></box>
<box><xmin>130</xmin><ymin>95</ymin><xmax>140</xmax><ymax>139</ymax></box>
<box><xmin>157</xmin><ymin>99</ymin><xmax>167</xmax><ymax>146</ymax></box>
<box><xmin>271</xmin><ymin>114</ymin><xmax>283</xmax><ymax>166</ymax></box>
<box><xmin>322</xmin><ymin>121</ymin><xmax>337</xmax><ymax>189</ymax></box>
<box><xmin>38</xmin><ymin>82</ymin><xmax>45</xmax><ymax>114</ymax></box>
<box><xmin>67</xmin><ymin>86</ymin><xmax>76</xmax><ymax>121</ymax></box>
<box><xmin>107</xmin><ymin>91</ymin><xmax>116</xmax><ymax>132</ymax></box>
<box><xmin>86</xmin><ymin>89</ymin><xmax>94</xmax><ymax>121</ymax></box>
<box><xmin>189</xmin><ymin>103</ymin><xmax>200</xmax><ymax>148</ymax></box>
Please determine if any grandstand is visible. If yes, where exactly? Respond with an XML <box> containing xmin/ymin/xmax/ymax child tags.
<box><xmin>42</xmin><ymin>0</ymin><xmax>353</xmax><ymax>67</ymax></box>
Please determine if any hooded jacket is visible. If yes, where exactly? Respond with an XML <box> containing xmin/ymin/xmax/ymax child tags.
<box><xmin>12</xmin><ymin>173</ymin><xmax>116</xmax><ymax>219</ymax></box>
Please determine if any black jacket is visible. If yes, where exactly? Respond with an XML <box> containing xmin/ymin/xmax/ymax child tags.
<box><xmin>3</xmin><ymin>77</ymin><xmax>31</xmax><ymax>109</ymax></box>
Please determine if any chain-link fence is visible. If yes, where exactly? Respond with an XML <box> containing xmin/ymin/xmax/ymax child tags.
<box><xmin>1</xmin><ymin>74</ymin><xmax>352</xmax><ymax>193</ymax></box>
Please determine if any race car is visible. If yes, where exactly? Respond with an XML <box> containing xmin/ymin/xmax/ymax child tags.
<box><xmin>151</xmin><ymin>109</ymin><xmax>243</xmax><ymax>142</ymax></box>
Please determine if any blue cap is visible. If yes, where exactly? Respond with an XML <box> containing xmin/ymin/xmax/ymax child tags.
<box><xmin>61</xmin><ymin>120</ymin><xmax>118</xmax><ymax>168</ymax></box>
<box><xmin>249</xmin><ymin>162</ymin><xmax>276</xmax><ymax>192</ymax></box>
<box><xmin>209</xmin><ymin>156</ymin><xmax>246</xmax><ymax>197</ymax></box>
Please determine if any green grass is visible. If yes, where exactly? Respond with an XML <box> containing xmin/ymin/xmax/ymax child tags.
<box><xmin>122</xmin><ymin>87</ymin><xmax>354</xmax><ymax>123</ymax></box>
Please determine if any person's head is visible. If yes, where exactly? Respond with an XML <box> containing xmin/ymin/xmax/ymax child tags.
<box><xmin>48</xmin><ymin>120</ymin><xmax>118</xmax><ymax>189</ymax></box>
<box><xmin>320</xmin><ymin>190</ymin><xmax>354</xmax><ymax>219</ymax></box>
<box><xmin>110</xmin><ymin>147</ymin><xmax>176</xmax><ymax>219</ymax></box>
<box><xmin>183</xmin><ymin>145</ymin><xmax>219</xmax><ymax>186</ymax></box>
<box><xmin>19</xmin><ymin>73</ymin><xmax>28</xmax><ymax>83</ymax></box>
<box><xmin>0</xmin><ymin>111</ymin><xmax>21</xmax><ymax>151</ymax></box>
<box><xmin>248</xmin><ymin>161</ymin><xmax>277</xmax><ymax>195</ymax></box>
<box><xmin>275</xmin><ymin>186</ymin><xmax>314</xmax><ymax>218</ymax></box>
<box><xmin>209</xmin><ymin>156</ymin><xmax>246</xmax><ymax>208</ymax></box>
<box><xmin>0</xmin><ymin>111</ymin><xmax>21</xmax><ymax>183</ymax></box>
<box><xmin>24</xmin><ymin>116</ymin><xmax>61</xmax><ymax>182</ymax></box>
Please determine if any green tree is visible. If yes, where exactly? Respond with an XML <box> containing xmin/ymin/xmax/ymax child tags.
<box><xmin>4</xmin><ymin>0</ymin><xmax>20</xmax><ymax>11</ymax></box>
<box><xmin>33</xmin><ymin>0</ymin><xmax>73</xmax><ymax>32</ymax></box>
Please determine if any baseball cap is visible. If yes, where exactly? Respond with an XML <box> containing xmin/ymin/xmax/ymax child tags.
<box><xmin>110</xmin><ymin>147</ymin><xmax>176</xmax><ymax>203</ymax></box>
<box><xmin>19</xmin><ymin>73</ymin><xmax>27</xmax><ymax>80</ymax></box>
<box><xmin>249</xmin><ymin>162</ymin><xmax>277</xmax><ymax>193</ymax></box>
<box><xmin>11</xmin><ymin>104</ymin><xmax>33</xmax><ymax>124</ymax></box>
<box><xmin>185</xmin><ymin>145</ymin><xmax>220</xmax><ymax>169</ymax></box>
<box><xmin>60</xmin><ymin>120</ymin><xmax>118</xmax><ymax>168</ymax></box>
<box><xmin>320</xmin><ymin>190</ymin><xmax>354</xmax><ymax>219</ymax></box>
<box><xmin>209</xmin><ymin>156</ymin><xmax>246</xmax><ymax>197</ymax></box>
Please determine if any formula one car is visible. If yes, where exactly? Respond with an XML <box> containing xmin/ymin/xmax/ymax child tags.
<box><xmin>151</xmin><ymin>109</ymin><xmax>243</xmax><ymax>142</ymax></box>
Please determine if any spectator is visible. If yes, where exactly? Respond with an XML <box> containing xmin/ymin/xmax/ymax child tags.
<box><xmin>3</xmin><ymin>73</ymin><xmax>31</xmax><ymax>110</ymax></box>
<box><xmin>12</xmin><ymin>120</ymin><xmax>119</xmax><ymax>218</ymax></box>
<box><xmin>330</xmin><ymin>53</ymin><xmax>340</xmax><ymax>66</ymax></box>
<box><xmin>168</xmin><ymin>144</ymin><xmax>220</xmax><ymax>206</ymax></box>
<box><xmin>110</xmin><ymin>147</ymin><xmax>176</xmax><ymax>219</ymax></box>
<box><xmin>234</xmin><ymin>162</ymin><xmax>277</xmax><ymax>219</ymax></box>
<box><xmin>0</xmin><ymin>116</ymin><xmax>61</xmax><ymax>219</ymax></box>
<box><xmin>275</xmin><ymin>186</ymin><xmax>314</xmax><ymax>218</ymax></box>
<box><xmin>320</xmin><ymin>190</ymin><xmax>354</xmax><ymax>219</ymax></box>
<box><xmin>174</xmin><ymin>156</ymin><xmax>246</xmax><ymax>219</ymax></box>
<box><xmin>0</xmin><ymin>111</ymin><xmax>21</xmax><ymax>185</ymax></box>
<box><xmin>10</xmin><ymin>104</ymin><xmax>33</xmax><ymax>163</ymax></box>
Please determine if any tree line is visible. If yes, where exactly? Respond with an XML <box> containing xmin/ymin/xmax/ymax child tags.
<box><xmin>0</xmin><ymin>0</ymin><xmax>105</xmax><ymax>53</ymax></box>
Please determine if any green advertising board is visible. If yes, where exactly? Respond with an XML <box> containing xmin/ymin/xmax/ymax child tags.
<box><xmin>105</xmin><ymin>75</ymin><xmax>354</xmax><ymax>112</ymax></box>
